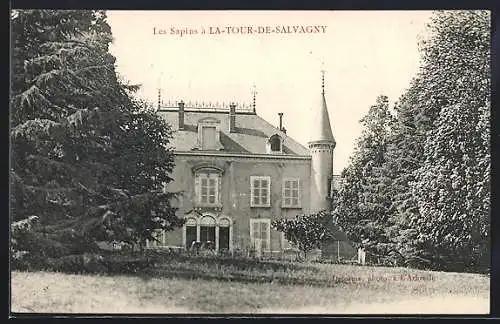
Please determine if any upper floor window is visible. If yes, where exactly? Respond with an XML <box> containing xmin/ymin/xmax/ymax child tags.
<box><xmin>193</xmin><ymin>165</ymin><xmax>224</xmax><ymax>207</ymax></box>
<box><xmin>282</xmin><ymin>178</ymin><xmax>301</xmax><ymax>208</ymax></box>
<box><xmin>270</xmin><ymin>136</ymin><xmax>281</xmax><ymax>151</ymax></box>
<box><xmin>266</xmin><ymin>134</ymin><xmax>283</xmax><ymax>154</ymax></box>
<box><xmin>199</xmin><ymin>173</ymin><xmax>218</xmax><ymax>204</ymax></box>
<box><xmin>195</xmin><ymin>117</ymin><xmax>224</xmax><ymax>151</ymax></box>
<box><xmin>250</xmin><ymin>176</ymin><xmax>271</xmax><ymax>207</ymax></box>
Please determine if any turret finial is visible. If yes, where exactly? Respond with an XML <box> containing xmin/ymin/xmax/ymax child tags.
<box><xmin>321</xmin><ymin>61</ymin><xmax>326</xmax><ymax>95</ymax></box>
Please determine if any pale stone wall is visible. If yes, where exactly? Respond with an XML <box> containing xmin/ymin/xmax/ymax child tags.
<box><xmin>164</xmin><ymin>153</ymin><xmax>311</xmax><ymax>253</ymax></box>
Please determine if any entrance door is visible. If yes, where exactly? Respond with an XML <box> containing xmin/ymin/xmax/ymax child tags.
<box><xmin>186</xmin><ymin>226</ymin><xmax>197</xmax><ymax>249</ymax></box>
<box><xmin>219</xmin><ymin>227</ymin><xmax>229</xmax><ymax>251</ymax></box>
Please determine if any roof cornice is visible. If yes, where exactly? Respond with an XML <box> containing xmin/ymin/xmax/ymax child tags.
<box><xmin>174</xmin><ymin>151</ymin><xmax>312</xmax><ymax>160</ymax></box>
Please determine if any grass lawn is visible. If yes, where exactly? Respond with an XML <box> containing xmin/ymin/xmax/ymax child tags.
<box><xmin>11</xmin><ymin>260</ymin><xmax>490</xmax><ymax>314</ymax></box>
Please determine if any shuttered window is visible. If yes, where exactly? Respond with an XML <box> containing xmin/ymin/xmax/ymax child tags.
<box><xmin>282</xmin><ymin>178</ymin><xmax>301</xmax><ymax>208</ymax></box>
<box><xmin>250</xmin><ymin>176</ymin><xmax>271</xmax><ymax>207</ymax></box>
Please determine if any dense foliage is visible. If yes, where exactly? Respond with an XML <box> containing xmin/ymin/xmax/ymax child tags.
<box><xmin>272</xmin><ymin>212</ymin><xmax>334</xmax><ymax>259</ymax></box>
<box><xmin>333</xmin><ymin>11</ymin><xmax>490</xmax><ymax>272</ymax></box>
<box><xmin>333</xmin><ymin>95</ymin><xmax>395</xmax><ymax>263</ymax></box>
<box><xmin>10</xmin><ymin>10</ymin><xmax>183</xmax><ymax>268</ymax></box>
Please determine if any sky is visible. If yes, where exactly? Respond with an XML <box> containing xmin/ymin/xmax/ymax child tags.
<box><xmin>106</xmin><ymin>10</ymin><xmax>433</xmax><ymax>174</ymax></box>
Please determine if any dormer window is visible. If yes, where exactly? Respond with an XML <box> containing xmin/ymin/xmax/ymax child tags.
<box><xmin>202</xmin><ymin>126</ymin><xmax>217</xmax><ymax>150</ymax></box>
<box><xmin>195</xmin><ymin>117</ymin><xmax>224</xmax><ymax>151</ymax></box>
<box><xmin>266</xmin><ymin>134</ymin><xmax>283</xmax><ymax>154</ymax></box>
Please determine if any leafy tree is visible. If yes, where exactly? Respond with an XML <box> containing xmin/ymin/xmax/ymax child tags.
<box><xmin>371</xmin><ymin>10</ymin><xmax>491</xmax><ymax>271</ymax></box>
<box><xmin>412</xmin><ymin>99</ymin><xmax>490</xmax><ymax>271</ymax></box>
<box><xmin>272</xmin><ymin>212</ymin><xmax>334</xmax><ymax>260</ymax></box>
<box><xmin>333</xmin><ymin>95</ymin><xmax>394</xmax><ymax>260</ymax></box>
<box><xmin>393</xmin><ymin>10</ymin><xmax>490</xmax><ymax>272</ymax></box>
<box><xmin>10</xmin><ymin>10</ymin><xmax>182</xmax><ymax>260</ymax></box>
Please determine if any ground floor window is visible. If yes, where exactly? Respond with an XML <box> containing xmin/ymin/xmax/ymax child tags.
<box><xmin>146</xmin><ymin>229</ymin><xmax>166</xmax><ymax>248</ymax></box>
<box><xmin>250</xmin><ymin>218</ymin><xmax>271</xmax><ymax>253</ymax></box>
<box><xmin>184</xmin><ymin>214</ymin><xmax>232</xmax><ymax>252</ymax></box>
<box><xmin>200</xmin><ymin>225</ymin><xmax>216</xmax><ymax>244</ymax></box>
<box><xmin>185</xmin><ymin>218</ymin><xmax>197</xmax><ymax>249</ymax></box>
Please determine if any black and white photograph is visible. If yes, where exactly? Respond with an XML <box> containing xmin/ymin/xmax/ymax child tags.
<box><xmin>9</xmin><ymin>9</ymin><xmax>491</xmax><ymax>315</ymax></box>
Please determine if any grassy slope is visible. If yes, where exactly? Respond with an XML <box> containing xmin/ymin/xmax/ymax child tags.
<box><xmin>11</xmin><ymin>262</ymin><xmax>490</xmax><ymax>314</ymax></box>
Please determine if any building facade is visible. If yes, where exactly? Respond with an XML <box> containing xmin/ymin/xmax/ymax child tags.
<box><xmin>149</xmin><ymin>80</ymin><xmax>338</xmax><ymax>256</ymax></box>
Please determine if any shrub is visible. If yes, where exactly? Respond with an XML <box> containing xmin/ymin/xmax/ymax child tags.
<box><xmin>272</xmin><ymin>212</ymin><xmax>334</xmax><ymax>260</ymax></box>
<box><xmin>100</xmin><ymin>254</ymin><xmax>156</xmax><ymax>274</ymax></box>
<box><xmin>48</xmin><ymin>253</ymin><xmax>107</xmax><ymax>274</ymax></box>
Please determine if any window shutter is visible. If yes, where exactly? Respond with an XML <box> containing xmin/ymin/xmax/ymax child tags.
<box><xmin>282</xmin><ymin>180</ymin><xmax>286</xmax><ymax>206</ymax></box>
<box><xmin>266</xmin><ymin>178</ymin><xmax>270</xmax><ymax>206</ymax></box>
<box><xmin>218</xmin><ymin>175</ymin><xmax>222</xmax><ymax>204</ymax></box>
<box><xmin>194</xmin><ymin>174</ymin><xmax>200</xmax><ymax>203</ymax></box>
<box><xmin>297</xmin><ymin>179</ymin><xmax>301</xmax><ymax>207</ymax></box>
<box><xmin>250</xmin><ymin>178</ymin><xmax>253</xmax><ymax>206</ymax></box>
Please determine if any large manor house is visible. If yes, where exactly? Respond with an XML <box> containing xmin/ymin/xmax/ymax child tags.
<box><xmin>149</xmin><ymin>74</ymin><xmax>343</xmax><ymax>257</ymax></box>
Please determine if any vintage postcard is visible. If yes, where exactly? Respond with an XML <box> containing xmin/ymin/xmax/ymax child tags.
<box><xmin>10</xmin><ymin>10</ymin><xmax>490</xmax><ymax>315</ymax></box>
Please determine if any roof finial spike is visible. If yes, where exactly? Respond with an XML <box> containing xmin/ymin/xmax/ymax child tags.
<box><xmin>157</xmin><ymin>88</ymin><xmax>161</xmax><ymax>110</ymax></box>
<box><xmin>321</xmin><ymin>61</ymin><xmax>326</xmax><ymax>95</ymax></box>
<box><xmin>251</xmin><ymin>84</ymin><xmax>257</xmax><ymax>113</ymax></box>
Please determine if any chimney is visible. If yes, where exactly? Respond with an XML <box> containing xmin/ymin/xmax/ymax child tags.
<box><xmin>278</xmin><ymin>113</ymin><xmax>283</xmax><ymax>131</ymax></box>
<box><xmin>178</xmin><ymin>100</ymin><xmax>185</xmax><ymax>130</ymax></box>
<box><xmin>229</xmin><ymin>103</ymin><xmax>236</xmax><ymax>133</ymax></box>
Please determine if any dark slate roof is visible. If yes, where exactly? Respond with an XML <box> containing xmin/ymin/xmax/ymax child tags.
<box><xmin>157</xmin><ymin>109</ymin><xmax>311</xmax><ymax>156</ymax></box>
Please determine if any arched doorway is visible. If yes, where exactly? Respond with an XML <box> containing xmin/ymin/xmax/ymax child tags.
<box><xmin>185</xmin><ymin>217</ymin><xmax>198</xmax><ymax>249</ymax></box>
<box><xmin>182</xmin><ymin>213</ymin><xmax>232</xmax><ymax>253</ymax></box>
<box><xmin>199</xmin><ymin>215</ymin><xmax>216</xmax><ymax>247</ymax></box>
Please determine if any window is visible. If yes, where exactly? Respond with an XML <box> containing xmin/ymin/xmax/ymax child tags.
<box><xmin>218</xmin><ymin>218</ymin><xmax>230</xmax><ymax>251</ymax></box>
<box><xmin>282</xmin><ymin>178</ymin><xmax>301</xmax><ymax>208</ymax></box>
<box><xmin>202</xmin><ymin>126</ymin><xmax>217</xmax><ymax>150</ymax></box>
<box><xmin>196</xmin><ymin>117</ymin><xmax>223</xmax><ymax>151</ymax></box>
<box><xmin>199</xmin><ymin>216</ymin><xmax>216</xmax><ymax>244</ymax></box>
<box><xmin>250</xmin><ymin>218</ymin><xmax>271</xmax><ymax>252</ymax></box>
<box><xmin>195</xmin><ymin>172</ymin><xmax>220</xmax><ymax>206</ymax></box>
<box><xmin>185</xmin><ymin>218</ymin><xmax>197</xmax><ymax>249</ymax></box>
<box><xmin>200</xmin><ymin>174</ymin><xmax>217</xmax><ymax>204</ymax></box>
<box><xmin>270</xmin><ymin>136</ymin><xmax>281</xmax><ymax>151</ymax></box>
<box><xmin>147</xmin><ymin>229</ymin><xmax>165</xmax><ymax>248</ymax></box>
<box><xmin>183</xmin><ymin>214</ymin><xmax>232</xmax><ymax>252</ymax></box>
<box><xmin>266</xmin><ymin>134</ymin><xmax>283</xmax><ymax>153</ymax></box>
<box><xmin>250</xmin><ymin>176</ymin><xmax>271</xmax><ymax>207</ymax></box>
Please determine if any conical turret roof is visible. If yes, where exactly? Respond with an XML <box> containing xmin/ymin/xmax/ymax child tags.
<box><xmin>311</xmin><ymin>92</ymin><xmax>335</xmax><ymax>142</ymax></box>
<box><xmin>310</xmin><ymin>68</ymin><xmax>335</xmax><ymax>144</ymax></box>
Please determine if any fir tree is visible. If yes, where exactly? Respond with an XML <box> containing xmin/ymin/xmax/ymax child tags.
<box><xmin>10</xmin><ymin>10</ymin><xmax>182</xmax><ymax>258</ymax></box>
